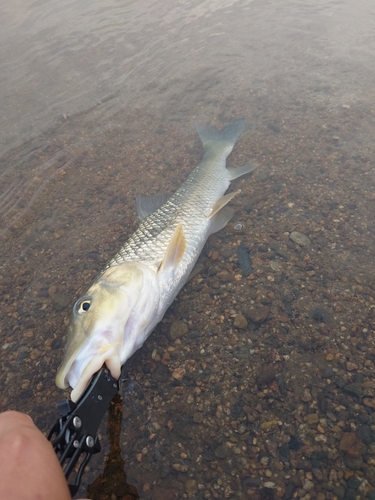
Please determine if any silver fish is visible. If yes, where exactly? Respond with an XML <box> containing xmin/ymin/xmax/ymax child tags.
<box><xmin>55</xmin><ymin>120</ymin><xmax>256</xmax><ymax>401</ymax></box>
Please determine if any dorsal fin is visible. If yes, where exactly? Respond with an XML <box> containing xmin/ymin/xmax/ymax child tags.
<box><xmin>158</xmin><ymin>223</ymin><xmax>186</xmax><ymax>275</ymax></box>
<box><xmin>136</xmin><ymin>192</ymin><xmax>169</xmax><ymax>220</ymax></box>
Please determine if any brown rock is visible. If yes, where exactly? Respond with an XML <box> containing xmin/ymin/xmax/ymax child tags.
<box><xmin>169</xmin><ymin>320</ymin><xmax>188</xmax><ymax>341</ymax></box>
<box><xmin>301</xmin><ymin>388</ymin><xmax>312</xmax><ymax>402</ymax></box>
<box><xmin>30</xmin><ymin>349</ymin><xmax>41</xmax><ymax>360</ymax></box>
<box><xmin>363</xmin><ymin>398</ymin><xmax>375</xmax><ymax>409</ymax></box>
<box><xmin>339</xmin><ymin>432</ymin><xmax>363</xmax><ymax>457</ymax></box>
<box><xmin>305</xmin><ymin>413</ymin><xmax>319</xmax><ymax>425</ymax></box>
<box><xmin>152</xmin><ymin>486</ymin><xmax>177</xmax><ymax>500</ymax></box>
<box><xmin>172</xmin><ymin>367</ymin><xmax>186</xmax><ymax>381</ymax></box>
<box><xmin>346</xmin><ymin>362</ymin><xmax>358</xmax><ymax>371</ymax></box>
<box><xmin>247</xmin><ymin>305</ymin><xmax>271</xmax><ymax>324</ymax></box>
<box><xmin>193</xmin><ymin>412</ymin><xmax>204</xmax><ymax>424</ymax></box>
<box><xmin>233</xmin><ymin>314</ymin><xmax>248</xmax><ymax>329</ymax></box>
<box><xmin>48</xmin><ymin>285</ymin><xmax>57</xmax><ymax>298</ymax></box>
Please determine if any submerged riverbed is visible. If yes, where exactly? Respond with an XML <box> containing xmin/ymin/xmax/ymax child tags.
<box><xmin>1</xmin><ymin>0</ymin><xmax>375</xmax><ymax>498</ymax></box>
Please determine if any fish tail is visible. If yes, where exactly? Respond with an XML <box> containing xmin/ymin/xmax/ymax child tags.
<box><xmin>195</xmin><ymin>119</ymin><xmax>245</xmax><ymax>150</ymax></box>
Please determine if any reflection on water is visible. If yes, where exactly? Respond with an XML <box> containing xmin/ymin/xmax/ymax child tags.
<box><xmin>1</xmin><ymin>0</ymin><xmax>375</xmax><ymax>498</ymax></box>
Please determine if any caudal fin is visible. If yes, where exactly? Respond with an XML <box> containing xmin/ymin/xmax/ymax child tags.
<box><xmin>195</xmin><ymin>119</ymin><xmax>245</xmax><ymax>149</ymax></box>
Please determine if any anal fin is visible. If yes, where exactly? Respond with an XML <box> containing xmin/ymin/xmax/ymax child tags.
<box><xmin>209</xmin><ymin>206</ymin><xmax>234</xmax><ymax>235</ymax></box>
<box><xmin>227</xmin><ymin>163</ymin><xmax>257</xmax><ymax>181</ymax></box>
<box><xmin>206</xmin><ymin>190</ymin><xmax>241</xmax><ymax>218</ymax></box>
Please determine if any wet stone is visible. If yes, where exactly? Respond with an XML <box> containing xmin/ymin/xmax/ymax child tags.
<box><xmin>247</xmin><ymin>305</ymin><xmax>271</xmax><ymax>324</ymax></box>
<box><xmin>344</xmin><ymin>454</ymin><xmax>363</xmax><ymax>470</ymax></box>
<box><xmin>233</xmin><ymin>314</ymin><xmax>248</xmax><ymax>329</ymax></box>
<box><xmin>278</xmin><ymin>443</ymin><xmax>290</xmax><ymax>462</ymax></box>
<box><xmin>232</xmin><ymin>346</ymin><xmax>252</xmax><ymax>359</ymax></box>
<box><xmin>339</xmin><ymin>432</ymin><xmax>363</xmax><ymax>457</ymax></box>
<box><xmin>323</xmin><ymin>367</ymin><xmax>334</xmax><ymax>378</ymax></box>
<box><xmin>52</xmin><ymin>292</ymin><xmax>70</xmax><ymax>310</ymax></box>
<box><xmin>284</xmin><ymin>484</ymin><xmax>296</xmax><ymax>500</ymax></box>
<box><xmin>364</xmin><ymin>398</ymin><xmax>375</xmax><ymax>409</ymax></box>
<box><xmin>169</xmin><ymin>320</ymin><xmax>188</xmax><ymax>341</ymax></box>
<box><xmin>193</xmin><ymin>412</ymin><xmax>204</xmax><ymax>424</ymax></box>
<box><xmin>289</xmin><ymin>435</ymin><xmax>303</xmax><ymax>451</ymax></box>
<box><xmin>289</xmin><ymin>231</ymin><xmax>311</xmax><ymax>246</ymax></box>
<box><xmin>151</xmin><ymin>486</ymin><xmax>176</xmax><ymax>500</ymax></box>
<box><xmin>256</xmin><ymin>366</ymin><xmax>276</xmax><ymax>388</ymax></box>
<box><xmin>215</xmin><ymin>445</ymin><xmax>230</xmax><ymax>459</ymax></box>
<box><xmin>344</xmin><ymin>489</ymin><xmax>357</xmax><ymax>500</ymax></box>
<box><xmin>332</xmin><ymin>486</ymin><xmax>346</xmax><ymax>499</ymax></box>
<box><xmin>306</xmin><ymin>413</ymin><xmax>319</xmax><ymax>425</ymax></box>
<box><xmin>346</xmin><ymin>476</ymin><xmax>361</xmax><ymax>490</ymax></box>
<box><xmin>310</xmin><ymin>306</ymin><xmax>332</xmax><ymax>322</ymax></box>
<box><xmin>344</xmin><ymin>382</ymin><xmax>363</xmax><ymax>398</ymax></box>
<box><xmin>17</xmin><ymin>347</ymin><xmax>30</xmax><ymax>360</ymax></box>
<box><xmin>357</xmin><ymin>424</ymin><xmax>373</xmax><ymax>445</ymax></box>
<box><xmin>242</xmin><ymin>476</ymin><xmax>261</xmax><ymax>488</ymax></box>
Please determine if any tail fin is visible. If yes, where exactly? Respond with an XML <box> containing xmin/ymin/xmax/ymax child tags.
<box><xmin>195</xmin><ymin>119</ymin><xmax>245</xmax><ymax>149</ymax></box>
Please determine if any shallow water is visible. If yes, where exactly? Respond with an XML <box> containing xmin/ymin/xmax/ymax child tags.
<box><xmin>1</xmin><ymin>0</ymin><xmax>375</xmax><ymax>498</ymax></box>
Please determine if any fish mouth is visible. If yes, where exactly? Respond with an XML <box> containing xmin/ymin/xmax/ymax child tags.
<box><xmin>69</xmin><ymin>348</ymin><xmax>122</xmax><ymax>402</ymax></box>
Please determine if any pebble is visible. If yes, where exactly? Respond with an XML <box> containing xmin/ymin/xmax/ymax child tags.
<box><xmin>289</xmin><ymin>435</ymin><xmax>303</xmax><ymax>450</ymax></box>
<box><xmin>344</xmin><ymin>383</ymin><xmax>362</xmax><ymax>397</ymax></box>
<box><xmin>364</xmin><ymin>398</ymin><xmax>375</xmax><ymax>409</ymax></box>
<box><xmin>305</xmin><ymin>413</ymin><xmax>319</xmax><ymax>425</ymax></box>
<box><xmin>233</xmin><ymin>314</ymin><xmax>248</xmax><ymax>329</ymax></box>
<box><xmin>236</xmin><ymin>244</ymin><xmax>252</xmax><ymax>276</ymax></box>
<box><xmin>247</xmin><ymin>305</ymin><xmax>271</xmax><ymax>324</ymax></box>
<box><xmin>346</xmin><ymin>361</ymin><xmax>358</xmax><ymax>371</ymax></box>
<box><xmin>52</xmin><ymin>292</ymin><xmax>70</xmax><ymax>310</ymax></box>
<box><xmin>284</xmin><ymin>483</ymin><xmax>296</xmax><ymax>499</ymax></box>
<box><xmin>193</xmin><ymin>412</ymin><xmax>204</xmax><ymax>424</ymax></box>
<box><xmin>332</xmin><ymin>486</ymin><xmax>345</xmax><ymax>499</ymax></box>
<box><xmin>29</xmin><ymin>348</ymin><xmax>41</xmax><ymax>360</ymax></box>
<box><xmin>169</xmin><ymin>320</ymin><xmax>188</xmax><ymax>341</ymax></box>
<box><xmin>310</xmin><ymin>306</ymin><xmax>332</xmax><ymax>323</ymax></box>
<box><xmin>172</xmin><ymin>367</ymin><xmax>186</xmax><ymax>380</ymax></box>
<box><xmin>289</xmin><ymin>231</ymin><xmax>311</xmax><ymax>246</ymax></box>
<box><xmin>242</xmin><ymin>477</ymin><xmax>261</xmax><ymax>488</ymax></box>
<box><xmin>339</xmin><ymin>433</ymin><xmax>363</xmax><ymax>457</ymax></box>
<box><xmin>301</xmin><ymin>388</ymin><xmax>312</xmax><ymax>402</ymax></box>
<box><xmin>214</xmin><ymin>444</ymin><xmax>230</xmax><ymax>459</ymax></box>
<box><xmin>151</xmin><ymin>486</ymin><xmax>176</xmax><ymax>500</ymax></box>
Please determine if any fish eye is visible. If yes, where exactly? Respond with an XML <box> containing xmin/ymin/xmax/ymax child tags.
<box><xmin>75</xmin><ymin>297</ymin><xmax>91</xmax><ymax>314</ymax></box>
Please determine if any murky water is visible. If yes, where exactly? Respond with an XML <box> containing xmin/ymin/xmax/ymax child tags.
<box><xmin>1</xmin><ymin>0</ymin><xmax>375</xmax><ymax>498</ymax></box>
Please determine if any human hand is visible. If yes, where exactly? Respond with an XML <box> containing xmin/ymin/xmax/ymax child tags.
<box><xmin>0</xmin><ymin>410</ymin><xmax>88</xmax><ymax>500</ymax></box>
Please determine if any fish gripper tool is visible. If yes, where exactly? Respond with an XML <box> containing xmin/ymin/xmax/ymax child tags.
<box><xmin>47</xmin><ymin>365</ymin><xmax>119</xmax><ymax>497</ymax></box>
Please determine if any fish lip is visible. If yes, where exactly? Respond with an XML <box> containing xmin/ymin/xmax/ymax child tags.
<box><xmin>69</xmin><ymin>348</ymin><xmax>121</xmax><ymax>402</ymax></box>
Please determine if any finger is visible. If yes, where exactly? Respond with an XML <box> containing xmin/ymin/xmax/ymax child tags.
<box><xmin>0</xmin><ymin>411</ymin><xmax>34</xmax><ymax>439</ymax></box>
<box><xmin>0</xmin><ymin>411</ymin><xmax>71</xmax><ymax>500</ymax></box>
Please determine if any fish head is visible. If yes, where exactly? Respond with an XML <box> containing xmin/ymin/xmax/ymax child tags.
<box><xmin>55</xmin><ymin>262</ymin><xmax>159</xmax><ymax>401</ymax></box>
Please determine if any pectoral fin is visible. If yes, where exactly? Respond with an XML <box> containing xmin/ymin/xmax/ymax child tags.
<box><xmin>158</xmin><ymin>223</ymin><xmax>186</xmax><ymax>274</ymax></box>
<box><xmin>227</xmin><ymin>163</ymin><xmax>257</xmax><ymax>180</ymax></box>
<box><xmin>206</xmin><ymin>190</ymin><xmax>241</xmax><ymax>218</ymax></box>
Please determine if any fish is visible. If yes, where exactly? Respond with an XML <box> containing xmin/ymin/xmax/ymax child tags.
<box><xmin>55</xmin><ymin>120</ymin><xmax>256</xmax><ymax>401</ymax></box>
